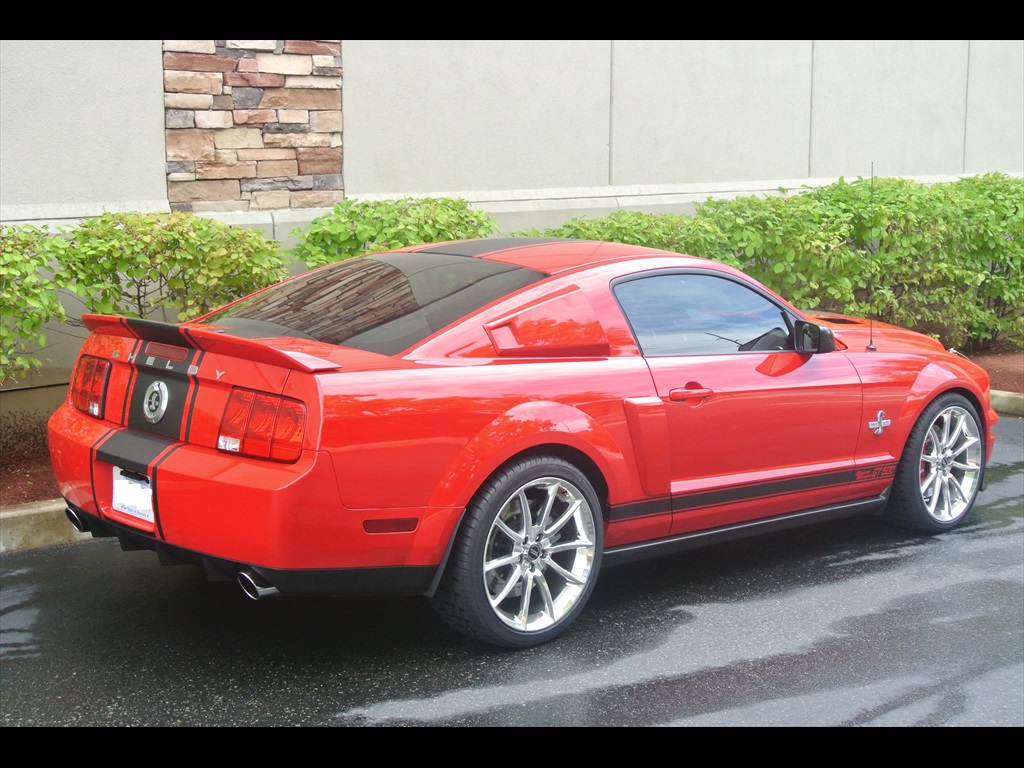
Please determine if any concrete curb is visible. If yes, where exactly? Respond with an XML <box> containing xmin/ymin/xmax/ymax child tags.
<box><xmin>3</xmin><ymin>390</ymin><xmax>1022</xmax><ymax>555</ymax></box>
<box><xmin>991</xmin><ymin>390</ymin><xmax>1024</xmax><ymax>417</ymax></box>
<box><xmin>0</xmin><ymin>498</ymin><xmax>92</xmax><ymax>554</ymax></box>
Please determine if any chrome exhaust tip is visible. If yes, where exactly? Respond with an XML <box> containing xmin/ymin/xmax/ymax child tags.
<box><xmin>65</xmin><ymin>506</ymin><xmax>89</xmax><ymax>533</ymax></box>
<box><xmin>238</xmin><ymin>570</ymin><xmax>280</xmax><ymax>600</ymax></box>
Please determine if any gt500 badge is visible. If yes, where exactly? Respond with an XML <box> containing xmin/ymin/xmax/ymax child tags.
<box><xmin>143</xmin><ymin>381</ymin><xmax>169</xmax><ymax>424</ymax></box>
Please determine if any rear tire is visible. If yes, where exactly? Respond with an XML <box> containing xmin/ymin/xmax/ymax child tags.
<box><xmin>888</xmin><ymin>393</ymin><xmax>984</xmax><ymax>533</ymax></box>
<box><xmin>432</xmin><ymin>455</ymin><xmax>603</xmax><ymax>649</ymax></box>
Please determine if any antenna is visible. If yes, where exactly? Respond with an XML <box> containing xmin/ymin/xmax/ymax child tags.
<box><xmin>866</xmin><ymin>162</ymin><xmax>877</xmax><ymax>351</ymax></box>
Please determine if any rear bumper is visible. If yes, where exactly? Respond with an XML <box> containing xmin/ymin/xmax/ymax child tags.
<box><xmin>48</xmin><ymin>405</ymin><xmax>461</xmax><ymax>591</ymax></box>
<box><xmin>63</xmin><ymin>501</ymin><xmax>439</xmax><ymax>596</ymax></box>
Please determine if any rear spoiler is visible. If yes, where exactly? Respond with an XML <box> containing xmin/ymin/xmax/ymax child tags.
<box><xmin>82</xmin><ymin>315</ymin><xmax>343</xmax><ymax>373</ymax></box>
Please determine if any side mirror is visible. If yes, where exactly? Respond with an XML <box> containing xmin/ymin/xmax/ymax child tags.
<box><xmin>794</xmin><ymin>320</ymin><xmax>836</xmax><ymax>353</ymax></box>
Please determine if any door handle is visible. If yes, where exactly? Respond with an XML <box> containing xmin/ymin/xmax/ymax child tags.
<box><xmin>669</xmin><ymin>387</ymin><xmax>714</xmax><ymax>402</ymax></box>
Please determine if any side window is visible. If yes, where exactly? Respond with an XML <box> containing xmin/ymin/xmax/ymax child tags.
<box><xmin>615</xmin><ymin>273</ymin><xmax>793</xmax><ymax>356</ymax></box>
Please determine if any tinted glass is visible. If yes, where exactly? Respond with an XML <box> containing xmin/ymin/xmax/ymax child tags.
<box><xmin>200</xmin><ymin>252</ymin><xmax>545</xmax><ymax>355</ymax></box>
<box><xmin>615</xmin><ymin>273</ymin><xmax>793</xmax><ymax>355</ymax></box>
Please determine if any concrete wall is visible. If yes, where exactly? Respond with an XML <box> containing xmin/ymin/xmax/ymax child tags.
<box><xmin>0</xmin><ymin>40</ymin><xmax>169</xmax><ymax>223</ymax></box>
<box><xmin>343</xmin><ymin>40</ymin><xmax>613</xmax><ymax>193</ymax></box>
<box><xmin>340</xmin><ymin>39</ymin><xmax>1023</xmax><ymax>232</ymax></box>
<box><xmin>4</xmin><ymin>39</ymin><xmax>1022</xmax><ymax>232</ymax></box>
<box><xmin>964</xmin><ymin>40</ymin><xmax>1024</xmax><ymax>173</ymax></box>
<box><xmin>610</xmin><ymin>40</ymin><xmax>814</xmax><ymax>184</ymax></box>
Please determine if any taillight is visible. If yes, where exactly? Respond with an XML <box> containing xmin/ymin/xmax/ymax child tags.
<box><xmin>217</xmin><ymin>387</ymin><xmax>306</xmax><ymax>462</ymax></box>
<box><xmin>71</xmin><ymin>355</ymin><xmax>111</xmax><ymax>418</ymax></box>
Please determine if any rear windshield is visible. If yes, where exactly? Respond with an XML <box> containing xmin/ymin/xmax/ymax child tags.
<box><xmin>198</xmin><ymin>252</ymin><xmax>545</xmax><ymax>356</ymax></box>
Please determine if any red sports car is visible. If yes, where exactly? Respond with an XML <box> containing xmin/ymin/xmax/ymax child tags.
<box><xmin>48</xmin><ymin>237</ymin><xmax>998</xmax><ymax>648</ymax></box>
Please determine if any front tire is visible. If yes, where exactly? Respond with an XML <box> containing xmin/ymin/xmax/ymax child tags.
<box><xmin>432</xmin><ymin>455</ymin><xmax>603</xmax><ymax>649</ymax></box>
<box><xmin>888</xmin><ymin>393</ymin><xmax>985</xmax><ymax>533</ymax></box>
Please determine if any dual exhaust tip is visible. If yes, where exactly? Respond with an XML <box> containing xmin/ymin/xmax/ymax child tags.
<box><xmin>65</xmin><ymin>506</ymin><xmax>280</xmax><ymax>601</ymax></box>
<box><xmin>65</xmin><ymin>506</ymin><xmax>89</xmax><ymax>533</ymax></box>
<box><xmin>237</xmin><ymin>570</ymin><xmax>280</xmax><ymax>600</ymax></box>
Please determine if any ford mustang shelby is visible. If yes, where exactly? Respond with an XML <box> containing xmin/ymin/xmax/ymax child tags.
<box><xmin>48</xmin><ymin>237</ymin><xmax>998</xmax><ymax>648</ymax></box>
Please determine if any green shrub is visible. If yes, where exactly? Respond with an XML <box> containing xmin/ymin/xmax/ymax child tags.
<box><xmin>808</xmin><ymin>175</ymin><xmax>1022</xmax><ymax>350</ymax></box>
<box><xmin>52</xmin><ymin>212</ymin><xmax>287</xmax><ymax>321</ymax></box>
<box><xmin>521</xmin><ymin>174</ymin><xmax>1023</xmax><ymax>351</ymax></box>
<box><xmin>804</xmin><ymin>177</ymin><xmax>969</xmax><ymax>344</ymax></box>
<box><xmin>947</xmin><ymin>173</ymin><xmax>1023</xmax><ymax>349</ymax></box>
<box><xmin>0</xmin><ymin>224</ymin><xmax>67</xmax><ymax>384</ymax></box>
<box><xmin>692</xmin><ymin>192</ymin><xmax>861</xmax><ymax>309</ymax></box>
<box><xmin>289</xmin><ymin>197</ymin><xmax>496</xmax><ymax>268</ymax></box>
<box><xmin>530</xmin><ymin>209</ymin><xmax>691</xmax><ymax>251</ymax></box>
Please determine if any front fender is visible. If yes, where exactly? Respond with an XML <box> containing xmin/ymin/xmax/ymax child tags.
<box><xmin>900</xmin><ymin>361</ymin><xmax>998</xmax><ymax>457</ymax></box>
<box><xmin>429</xmin><ymin>399</ymin><xmax>636</xmax><ymax>509</ymax></box>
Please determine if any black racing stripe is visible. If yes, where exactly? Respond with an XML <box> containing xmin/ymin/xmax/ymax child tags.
<box><xmin>607</xmin><ymin>496</ymin><xmax>672</xmax><ymax>522</ymax></box>
<box><xmin>119</xmin><ymin>339</ymin><xmax>144</xmax><ymax>425</ymax></box>
<box><xmin>674</xmin><ymin>468</ymin><xmax>855</xmax><ymax>513</ymax></box>
<box><xmin>674</xmin><ymin>470</ymin><xmax>856</xmax><ymax>512</ymax></box>
<box><xmin>149</xmin><ymin>444</ymin><xmax>183</xmax><ymax>540</ymax></box>
<box><xmin>607</xmin><ymin>470</ymin><xmax>860</xmax><ymax>523</ymax></box>
<box><xmin>89</xmin><ymin>428</ymin><xmax>119</xmax><ymax>517</ymax></box>
<box><xmin>179</xmin><ymin>325</ymin><xmax>199</xmax><ymax>347</ymax></box>
<box><xmin>182</xmin><ymin>348</ymin><xmax>205</xmax><ymax>443</ymax></box>
<box><xmin>96</xmin><ymin>430</ymin><xmax>176</xmax><ymax>476</ymax></box>
<box><xmin>418</xmin><ymin>237</ymin><xmax>572</xmax><ymax>257</ymax></box>
<box><xmin>118</xmin><ymin>316</ymin><xmax>139</xmax><ymax>338</ymax></box>
<box><xmin>123</xmin><ymin>318</ymin><xmax>195</xmax><ymax>347</ymax></box>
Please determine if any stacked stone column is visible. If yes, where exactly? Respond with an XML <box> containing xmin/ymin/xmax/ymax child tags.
<box><xmin>163</xmin><ymin>40</ymin><xmax>343</xmax><ymax>212</ymax></box>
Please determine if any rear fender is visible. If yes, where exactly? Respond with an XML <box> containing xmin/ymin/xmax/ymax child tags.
<box><xmin>429</xmin><ymin>400</ymin><xmax>631</xmax><ymax>509</ymax></box>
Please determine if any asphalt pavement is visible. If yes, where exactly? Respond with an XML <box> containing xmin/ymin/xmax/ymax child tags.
<box><xmin>2</xmin><ymin>414</ymin><xmax>1021</xmax><ymax>726</ymax></box>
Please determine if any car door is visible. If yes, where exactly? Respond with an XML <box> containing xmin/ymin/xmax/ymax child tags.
<box><xmin>614</xmin><ymin>270</ymin><xmax>864</xmax><ymax>535</ymax></box>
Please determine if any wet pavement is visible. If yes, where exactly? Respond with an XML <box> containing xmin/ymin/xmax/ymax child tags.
<box><xmin>1</xmin><ymin>417</ymin><xmax>1021</xmax><ymax>726</ymax></box>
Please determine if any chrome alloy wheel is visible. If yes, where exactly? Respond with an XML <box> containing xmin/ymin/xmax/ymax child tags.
<box><xmin>482</xmin><ymin>476</ymin><xmax>598</xmax><ymax>633</ymax></box>
<box><xmin>918</xmin><ymin>404</ymin><xmax>983</xmax><ymax>523</ymax></box>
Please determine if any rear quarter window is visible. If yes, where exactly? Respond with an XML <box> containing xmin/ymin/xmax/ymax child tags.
<box><xmin>200</xmin><ymin>252</ymin><xmax>545</xmax><ymax>356</ymax></box>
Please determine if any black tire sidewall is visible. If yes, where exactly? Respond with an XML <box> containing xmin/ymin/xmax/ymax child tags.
<box><xmin>442</xmin><ymin>455</ymin><xmax>604</xmax><ymax>649</ymax></box>
<box><xmin>890</xmin><ymin>392</ymin><xmax>985</xmax><ymax>533</ymax></box>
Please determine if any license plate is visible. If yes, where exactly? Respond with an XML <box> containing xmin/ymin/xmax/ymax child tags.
<box><xmin>112</xmin><ymin>467</ymin><xmax>154</xmax><ymax>523</ymax></box>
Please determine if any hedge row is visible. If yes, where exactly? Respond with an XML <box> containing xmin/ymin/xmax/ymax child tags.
<box><xmin>1</xmin><ymin>212</ymin><xmax>286</xmax><ymax>383</ymax></box>
<box><xmin>527</xmin><ymin>173</ymin><xmax>1022</xmax><ymax>352</ymax></box>
<box><xmin>2</xmin><ymin>174</ymin><xmax>1020</xmax><ymax>384</ymax></box>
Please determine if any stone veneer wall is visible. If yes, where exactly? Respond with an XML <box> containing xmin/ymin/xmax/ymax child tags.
<box><xmin>163</xmin><ymin>40</ymin><xmax>343</xmax><ymax>213</ymax></box>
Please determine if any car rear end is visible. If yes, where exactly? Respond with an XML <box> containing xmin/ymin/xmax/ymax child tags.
<box><xmin>47</xmin><ymin>314</ymin><xmax>441</xmax><ymax>596</ymax></box>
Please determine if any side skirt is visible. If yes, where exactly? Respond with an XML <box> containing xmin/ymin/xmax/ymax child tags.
<box><xmin>602</xmin><ymin>492</ymin><xmax>890</xmax><ymax>568</ymax></box>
